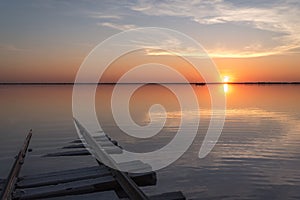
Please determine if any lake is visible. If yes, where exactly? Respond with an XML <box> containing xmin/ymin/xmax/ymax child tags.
<box><xmin>0</xmin><ymin>84</ymin><xmax>300</xmax><ymax>199</ymax></box>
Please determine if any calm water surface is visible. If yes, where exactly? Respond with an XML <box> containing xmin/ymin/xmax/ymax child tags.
<box><xmin>0</xmin><ymin>84</ymin><xmax>300</xmax><ymax>199</ymax></box>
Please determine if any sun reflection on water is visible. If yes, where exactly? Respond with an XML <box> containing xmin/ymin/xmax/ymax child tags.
<box><xmin>223</xmin><ymin>84</ymin><xmax>229</xmax><ymax>93</ymax></box>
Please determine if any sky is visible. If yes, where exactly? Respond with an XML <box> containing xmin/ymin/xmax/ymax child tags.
<box><xmin>0</xmin><ymin>0</ymin><xmax>300</xmax><ymax>83</ymax></box>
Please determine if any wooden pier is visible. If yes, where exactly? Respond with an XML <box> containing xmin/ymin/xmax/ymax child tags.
<box><xmin>0</xmin><ymin>121</ymin><xmax>186</xmax><ymax>200</ymax></box>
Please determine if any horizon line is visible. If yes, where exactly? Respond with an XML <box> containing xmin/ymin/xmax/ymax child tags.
<box><xmin>0</xmin><ymin>82</ymin><xmax>300</xmax><ymax>85</ymax></box>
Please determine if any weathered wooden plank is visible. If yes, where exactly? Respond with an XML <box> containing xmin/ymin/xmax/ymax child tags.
<box><xmin>69</xmin><ymin>139</ymin><xmax>82</xmax><ymax>144</ymax></box>
<box><xmin>43</xmin><ymin>150</ymin><xmax>91</xmax><ymax>157</ymax></box>
<box><xmin>62</xmin><ymin>144</ymin><xmax>85</xmax><ymax>149</ymax></box>
<box><xmin>17</xmin><ymin>168</ymin><xmax>111</xmax><ymax>188</ymax></box>
<box><xmin>119</xmin><ymin>163</ymin><xmax>152</xmax><ymax>173</ymax></box>
<box><xmin>0</xmin><ymin>130</ymin><xmax>32</xmax><ymax>200</ymax></box>
<box><xmin>18</xmin><ymin>165</ymin><xmax>156</xmax><ymax>188</ymax></box>
<box><xmin>94</xmin><ymin>136</ymin><xmax>110</xmax><ymax>143</ymax></box>
<box><xmin>63</xmin><ymin>140</ymin><xmax>118</xmax><ymax>149</ymax></box>
<box><xmin>44</xmin><ymin>190</ymin><xmax>120</xmax><ymax>200</ymax></box>
<box><xmin>149</xmin><ymin>191</ymin><xmax>186</xmax><ymax>200</ymax></box>
<box><xmin>128</xmin><ymin>172</ymin><xmax>157</xmax><ymax>186</ymax></box>
<box><xmin>117</xmin><ymin>160</ymin><xmax>152</xmax><ymax>173</ymax></box>
<box><xmin>70</xmin><ymin>138</ymin><xmax>118</xmax><ymax>146</ymax></box>
<box><xmin>14</xmin><ymin>172</ymin><xmax>156</xmax><ymax>200</ymax></box>
<box><xmin>44</xmin><ymin>146</ymin><xmax>122</xmax><ymax>157</ymax></box>
<box><xmin>117</xmin><ymin>160</ymin><xmax>145</xmax><ymax>167</ymax></box>
<box><xmin>14</xmin><ymin>176</ymin><xmax>117</xmax><ymax>200</ymax></box>
<box><xmin>19</xmin><ymin>166</ymin><xmax>104</xmax><ymax>181</ymax></box>
<box><xmin>103</xmin><ymin>146</ymin><xmax>123</xmax><ymax>154</ymax></box>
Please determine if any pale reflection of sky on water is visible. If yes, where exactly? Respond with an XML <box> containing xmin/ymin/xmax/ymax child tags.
<box><xmin>0</xmin><ymin>84</ymin><xmax>300</xmax><ymax>199</ymax></box>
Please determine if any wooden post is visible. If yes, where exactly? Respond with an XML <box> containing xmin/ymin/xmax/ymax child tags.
<box><xmin>0</xmin><ymin>130</ymin><xmax>32</xmax><ymax>200</ymax></box>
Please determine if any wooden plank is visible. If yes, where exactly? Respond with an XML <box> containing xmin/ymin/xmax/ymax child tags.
<box><xmin>19</xmin><ymin>166</ymin><xmax>104</xmax><ymax>181</ymax></box>
<box><xmin>63</xmin><ymin>141</ymin><xmax>117</xmax><ymax>149</ymax></box>
<box><xmin>43</xmin><ymin>150</ymin><xmax>91</xmax><ymax>157</ymax></box>
<box><xmin>62</xmin><ymin>144</ymin><xmax>85</xmax><ymax>149</ymax></box>
<box><xmin>117</xmin><ymin>160</ymin><xmax>146</xmax><ymax>168</ymax></box>
<box><xmin>0</xmin><ymin>130</ymin><xmax>32</xmax><ymax>200</ymax></box>
<box><xmin>17</xmin><ymin>168</ymin><xmax>111</xmax><ymax>188</ymax></box>
<box><xmin>128</xmin><ymin>172</ymin><xmax>157</xmax><ymax>187</ymax></box>
<box><xmin>14</xmin><ymin>176</ymin><xmax>117</xmax><ymax>200</ymax></box>
<box><xmin>118</xmin><ymin>163</ymin><xmax>152</xmax><ymax>173</ymax></box>
<box><xmin>14</xmin><ymin>172</ymin><xmax>156</xmax><ymax>200</ymax></box>
<box><xmin>44</xmin><ymin>190</ymin><xmax>120</xmax><ymax>200</ymax></box>
<box><xmin>70</xmin><ymin>138</ymin><xmax>118</xmax><ymax>146</ymax></box>
<box><xmin>103</xmin><ymin>146</ymin><xmax>123</xmax><ymax>154</ymax></box>
<box><xmin>44</xmin><ymin>146</ymin><xmax>122</xmax><ymax>157</ymax></box>
<box><xmin>94</xmin><ymin>137</ymin><xmax>110</xmax><ymax>143</ymax></box>
<box><xmin>19</xmin><ymin>169</ymin><xmax>156</xmax><ymax>189</ymax></box>
<box><xmin>69</xmin><ymin>139</ymin><xmax>82</xmax><ymax>144</ymax></box>
<box><xmin>149</xmin><ymin>192</ymin><xmax>186</xmax><ymax>200</ymax></box>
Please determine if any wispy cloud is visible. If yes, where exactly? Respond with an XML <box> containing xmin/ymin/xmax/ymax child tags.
<box><xmin>112</xmin><ymin>28</ymin><xmax>283</xmax><ymax>58</ymax></box>
<box><xmin>98</xmin><ymin>22</ymin><xmax>137</xmax><ymax>31</ymax></box>
<box><xmin>88</xmin><ymin>12</ymin><xmax>122</xmax><ymax>20</ymax></box>
<box><xmin>129</xmin><ymin>0</ymin><xmax>300</xmax><ymax>57</ymax></box>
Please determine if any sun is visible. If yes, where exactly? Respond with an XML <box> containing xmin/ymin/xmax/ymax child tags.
<box><xmin>223</xmin><ymin>76</ymin><xmax>230</xmax><ymax>83</ymax></box>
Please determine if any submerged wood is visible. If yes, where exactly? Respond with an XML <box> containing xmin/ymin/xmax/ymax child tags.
<box><xmin>43</xmin><ymin>150</ymin><xmax>91</xmax><ymax>157</ymax></box>
<box><xmin>19</xmin><ymin>166</ymin><xmax>105</xmax><ymax>181</ymax></box>
<box><xmin>149</xmin><ymin>191</ymin><xmax>186</xmax><ymax>200</ymax></box>
<box><xmin>44</xmin><ymin>146</ymin><xmax>122</xmax><ymax>157</ymax></box>
<box><xmin>0</xmin><ymin>130</ymin><xmax>32</xmax><ymax>200</ymax></box>
<box><xmin>74</xmin><ymin>119</ymin><xmax>150</xmax><ymax>200</ymax></box>
<box><xmin>2</xmin><ymin>123</ymin><xmax>186</xmax><ymax>200</ymax></box>
<box><xmin>41</xmin><ymin>190</ymin><xmax>120</xmax><ymax>200</ymax></box>
<box><xmin>17</xmin><ymin>167</ymin><xmax>111</xmax><ymax>188</ymax></box>
<box><xmin>14</xmin><ymin>175</ymin><xmax>117</xmax><ymax>199</ymax></box>
<box><xmin>14</xmin><ymin>173</ymin><xmax>156</xmax><ymax>200</ymax></box>
<box><xmin>18</xmin><ymin>170</ymin><xmax>156</xmax><ymax>189</ymax></box>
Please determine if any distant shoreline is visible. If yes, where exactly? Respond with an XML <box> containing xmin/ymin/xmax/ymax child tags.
<box><xmin>0</xmin><ymin>82</ymin><xmax>300</xmax><ymax>85</ymax></box>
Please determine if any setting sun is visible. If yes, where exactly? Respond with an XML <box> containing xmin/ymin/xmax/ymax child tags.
<box><xmin>223</xmin><ymin>76</ymin><xmax>230</xmax><ymax>83</ymax></box>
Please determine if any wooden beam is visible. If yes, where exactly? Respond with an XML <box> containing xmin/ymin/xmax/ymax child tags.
<box><xmin>0</xmin><ymin>130</ymin><xmax>32</xmax><ymax>200</ymax></box>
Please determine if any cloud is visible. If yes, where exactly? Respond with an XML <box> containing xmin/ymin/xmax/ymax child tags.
<box><xmin>88</xmin><ymin>12</ymin><xmax>122</xmax><ymax>20</ymax></box>
<box><xmin>129</xmin><ymin>0</ymin><xmax>300</xmax><ymax>57</ymax></box>
<box><xmin>98</xmin><ymin>22</ymin><xmax>137</xmax><ymax>31</ymax></box>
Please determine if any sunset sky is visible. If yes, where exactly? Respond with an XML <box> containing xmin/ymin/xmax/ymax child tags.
<box><xmin>0</xmin><ymin>0</ymin><xmax>300</xmax><ymax>83</ymax></box>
